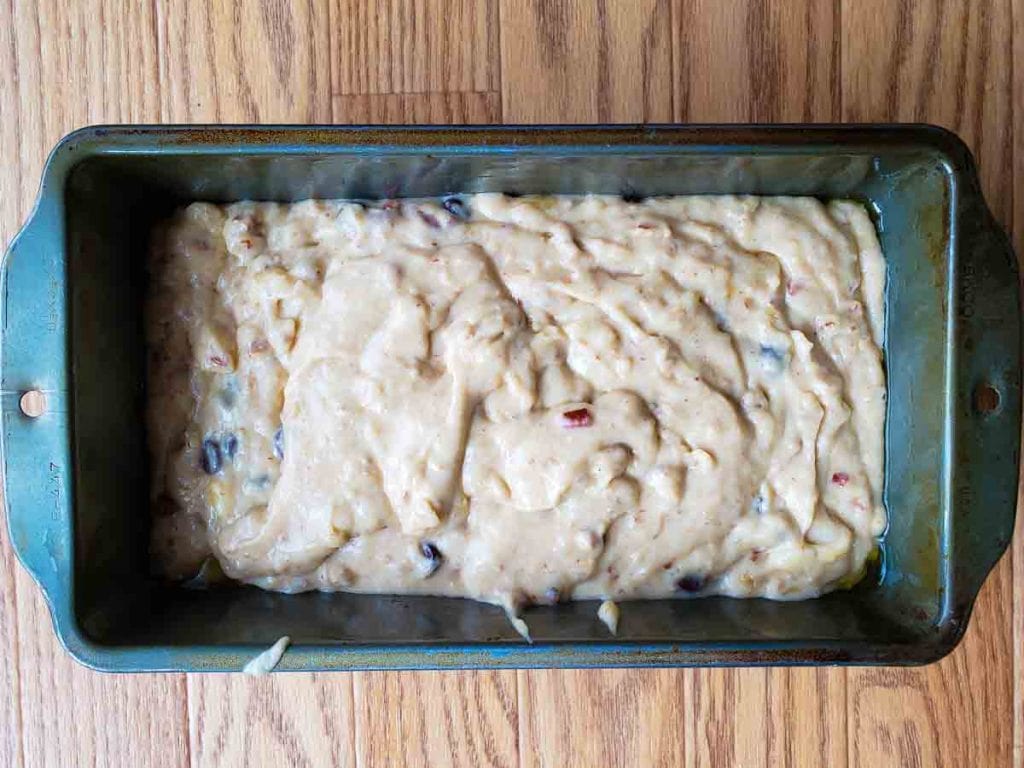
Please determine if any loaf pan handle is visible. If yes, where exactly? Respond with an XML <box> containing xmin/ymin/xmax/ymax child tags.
<box><xmin>949</xmin><ymin>188</ymin><xmax>1021</xmax><ymax>619</ymax></box>
<box><xmin>1</xmin><ymin>190</ymin><xmax>74</xmax><ymax>616</ymax></box>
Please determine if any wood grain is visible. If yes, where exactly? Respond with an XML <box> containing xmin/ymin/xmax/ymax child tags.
<box><xmin>15</xmin><ymin>618</ymin><xmax>188</xmax><ymax>768</ymax></box>
<box><xmin>354</xmin><ymin>671</ymin><xmax>518</xmax><ymax>768</ymax></box>
<box><xmin>684</xmin><ymin>665</ymin><xmax>847</xmax><ymax>768</ymax></box>
<box><xmin>0</xmin><ymin>527</ymin><xmax>22</xmax><ymax>768</ymax></box>
<box><xmin>188</xmin><ymin>673</ymin><xmax>355</xmax><ymax>768</ymax></box>
<box><xmin>330</xmin><ymin>0</ymin><xmax>500</xmax><ymax>95</ymax></box>
<box><xmin>0</xmin><ymin>0</ymin><xmax>1021</xmax><ymax>766</ymax></box>
<box><xmin>500</xmin><ymin>0</ymin><xmax>673</xmax><ymax>122</ymax></box>
<box><xmin>767</xmin><ymin>669</ymin><xmax>848</xmax><ymax>768</ymax></box>
<box><xmin>333</xmin><ymin>91</ymin><xmax>501</xmax><ymax>123</ymax></box>
<box><xmin>684</xmin><ymin>670</ymin><xmax>766</xmax><ymax>768</ymax></box>
<box><xmin>156</xmin><ymin>0</ymin><xmax>332</xmax><ymax>122</ymax></box>
<box><xmin>849</xmin><ymin>670</ymin><xmax>942</xmax><ymax>768</ymax></box>
<box><xmin>518</xmin><ymin>670</ymin><xmax>686</xmax><ymax>767</ymax></box>
<box><xmin>672</xmin><ymin>0</ymin><xmax>838</xmax><ymax>121</ymax></box>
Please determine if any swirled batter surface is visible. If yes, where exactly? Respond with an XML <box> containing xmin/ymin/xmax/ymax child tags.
<box><xmin>147</xmin><ymin>194</ymin><xmax>886</xmax><ymax>612</ymax></box>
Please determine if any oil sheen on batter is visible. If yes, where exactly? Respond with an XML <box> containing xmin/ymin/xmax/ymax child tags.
<box><xmin>147</xmin><ymin>194</ymin><xmax>886</xmax><ymax>618</ymax></box>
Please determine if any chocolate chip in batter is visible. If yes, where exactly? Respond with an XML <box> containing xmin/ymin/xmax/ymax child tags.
<box><xmin>273</xmin><ymin>427</ymin><xmax>284</xmax><ymax>460</ymax></box>
<box><xmin>759</xmin><ymin>344</ymin><xmax>788</xmax><ymax>370</ymax></box>
<box><xmin>442</xmin><ymin>197</ymin><xmax>469</xmax><ymax>219</ymax></box>
<box><xmin>200</xmin><ymin>438</ymin><xmax>223</xmax><ymax>475</ymax></box>
<box><xmin>221</xmin><ymin>432</ymin><xmax>239</xmax><ymax>461</ymax></box>
<box><xmin>541</xmin><ymin>587</ymin><xmax>563</xmax><ymax>605</ymax></box>
<box><xmin>676</xmin><ymin>574</ymin><xmax>705</xmax><ymax>593</ymax></box>
<box><xmin>420</xmin><ymin>541</ymin><xmax>443</xmax><ymax>577</ymax></box>
<box><xmin>620</xmin><ymin>188</ymin><xmax>645</xmax><ymax>204</ymax></box>
<box><xmin>218</xmin><ymin>377</ymin><xmax>239</xmax><ymax>409</ymax></box>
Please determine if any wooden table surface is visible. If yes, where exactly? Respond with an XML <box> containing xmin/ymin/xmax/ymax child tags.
<box><xmin>1</xmin><ymin>1</ymin><xmax>1022</xmax><ymax>766</ymax></box>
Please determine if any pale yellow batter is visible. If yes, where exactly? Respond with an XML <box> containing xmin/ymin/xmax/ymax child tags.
<box><xmin>147</xmin><ymin>194</ymin><xmax>886</xmax><ymax>619</ymax></box>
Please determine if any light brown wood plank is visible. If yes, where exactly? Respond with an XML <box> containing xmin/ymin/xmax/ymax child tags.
<box><xmin>683</xmin><ymin>668</ymin><xmax>847</xmax><ymax>768</ymax></box>
<box><xmin>848</xmin><ymin>572</ymin><xmax>1013</xmax><ymax>768</ymax></box>
<box><xmin>848</xmin><ymin>669</ymin><xmax>942</xmax><ymax>767</ymax></box>
<box><xmin>353</xmin><ymin>671</ymin><xmax>518</xmax><ymax>768</ymax></box>
<box><xmin>0</xmin><ymin>2</ymin><xmax>190</xmax><ymax>767</ymax></box>
<box><xmin>499</xmin><ymin>0</ymin><xmax>673</xmax><ymax>122</ymax></box>
<box><xmin>14</xmin><ymin>0</ymin><xmax>163</xmax><ymax>132</ymax></box>
<box><xmin>16</xmin><ymin>600</ymin><xmax>190</xmax><ymax>768</ymax></box>
<box><xmin>767</xmin><ymin>669</ymin><xmax>848</xmax><ymax>768</ymax></box>
<box><xmin>330</xmin><ymin>0</ymin><xmax>500</xmax><ymax>95</ymax></box>
<box><xmin>688</xmin><ymin>663</ymin><xmax>847</xmax><ymax>768</ymax></box>
<box><xmin>188</xmin><ymin>673</ymin><xmax>355</xmax><ymax>768</ymax></box>
<box><xmin>842</xmin><ymin>1</ymin><xmax>1016</xmax><ymax>766</ymax></box>
<box><xmin>156</xmin><ymin>0</ymin><xmax>332</xmax><ymax>122</ymax></box>
<box><xmin>0</xmin><ymin>521</ymin><xmax>23</xmax><ymax>768</ymax></box>
<box><xmin>332</xmin><ymin>91</ymin><xmax>501</xmax><ymax>123</ymax></box>
<box><xmin>1015</xmin><ymin>522</ymin><xmax>1023</xmax><ymax>766</ymax></box>
<box><xmin>684</xmin><ymin>670</ymin><xmax>766</xmax><ymax>768</ymax></box>
<box><xmin>672</xmin><ymin>0</ymin><xmax>838</xmax><ymax>121</ymax></box>
<box><xmin>1015</xmin><ymin>496</ymin><xmax>1023</xmax><ymax>766</ymax></box>
<box><xmin>519</xmin><ymin>669</ymin><xmax>685</xmax><ymax>767</ymax></box>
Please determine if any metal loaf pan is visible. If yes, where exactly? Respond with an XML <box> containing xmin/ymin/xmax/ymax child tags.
<box><xmin>1</xmin><ymin>125</ymin><xmax>1019</xmax><ymax>671</ymax></box>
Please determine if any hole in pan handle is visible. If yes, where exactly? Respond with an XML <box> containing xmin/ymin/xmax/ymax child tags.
<box><xmin>19</xmin><ymin>389</ymin><xmax>46</xmax><ymax>418</ymax></box>
<box><xmin>1</xmin><ymin>195</ymin><xmax>74</xmax><ymax>637</ymax></box>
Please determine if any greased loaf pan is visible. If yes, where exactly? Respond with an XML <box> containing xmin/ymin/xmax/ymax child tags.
<box><xmin>1</xmin><ymin>125</ymin><xmax>1018</xmax><ymax>671</ymax></box>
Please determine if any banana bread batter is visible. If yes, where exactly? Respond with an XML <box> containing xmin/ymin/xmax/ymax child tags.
<box><xmin>147</xmin><ymin>194</ymin><xmax>886</xmax><ymax>617</ymax></box>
